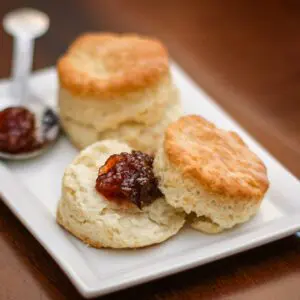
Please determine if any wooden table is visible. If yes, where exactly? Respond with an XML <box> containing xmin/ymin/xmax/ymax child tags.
<box><xmin>1</xmin><ymin>1</ymin><xmax>300</xmax><ymax>299</ymax></box>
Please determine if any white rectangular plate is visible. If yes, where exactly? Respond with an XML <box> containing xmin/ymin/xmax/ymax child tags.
<box><xmin>1</xmin><ymin>65</ymin><xmax>300</xmax><ymax>298</ymax></box>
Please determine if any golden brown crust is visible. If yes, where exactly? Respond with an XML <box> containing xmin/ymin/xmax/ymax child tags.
<box><xmin>164</xmin><ymin>115</ymin><xmax>269</xmax><ymax>199</ymax></box>
<box><xmin>57</xmin><ymin>32</ymin><xmax>170</xmax><ymax>98</ymax></box>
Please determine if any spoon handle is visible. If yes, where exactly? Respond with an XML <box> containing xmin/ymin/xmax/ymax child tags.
<box><xmin>11</xmin><ymin>36</ymin><xmax>34</xmax><ymax>104</ymax></box>
<box><xmin>3</xmin><ymin>8</ymin><xmax>49</xmax><ymax>106</ymax></box>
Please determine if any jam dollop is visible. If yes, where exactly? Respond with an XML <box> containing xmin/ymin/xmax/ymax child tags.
<box><xmin>95</xmin><ymin>151</ymin><xmax>163</xmax><ymax>208</ymax></box>
<box><xmin>0</xmin><ymin>106</ymin><xmax>40</xmax><ymax>153</ymax></box>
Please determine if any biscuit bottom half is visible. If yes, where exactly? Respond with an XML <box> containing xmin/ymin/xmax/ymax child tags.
<box><xmin>60</xmin><ymin>99</ymin><xmax>181</xmax><ymax>154</ymax></box>
<box><xmin>57</xmin><ymin>140</ymin><xmax>185</xmax><ymax>249</ymax></box>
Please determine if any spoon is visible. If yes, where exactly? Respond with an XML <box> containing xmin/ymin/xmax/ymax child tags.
<box><xmin>1</xmin><ymin>8</ymin><xmax>60</xmax><ymax>160</ymax></box>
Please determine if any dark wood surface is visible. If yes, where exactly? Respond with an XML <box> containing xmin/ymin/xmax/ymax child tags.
<box><xmin>1</xmin><ymin>1</ymin><xmax>300</xmax><ymax>299</ymax></box>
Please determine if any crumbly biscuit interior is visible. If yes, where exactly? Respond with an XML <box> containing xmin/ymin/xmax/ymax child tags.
<box><xmin>57</xmin><ymin>140</ymin><xmax>185</xmax><ymax>248</ymax></box>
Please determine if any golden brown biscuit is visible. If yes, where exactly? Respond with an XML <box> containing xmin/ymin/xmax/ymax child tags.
<box><xmin>57</xmin><ymin>32</ymin><xmax>181</xmax><ymax>152</ymax></box>
<box><xmin>154</xmin><ymin>115</ymin><xmax>269</xmax><ymax>233</ymax></box>
<box><xmin>57</xmin><ymin>32</ymin><xmax>169</xmax><ymax>98</ymax></box>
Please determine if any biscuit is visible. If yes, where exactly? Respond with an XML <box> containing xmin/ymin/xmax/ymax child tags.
<box><xmin>153</xmin><ymin>115</ymin><xmax>269</xmax><ymax>233</ymax></box>
<box><xmin>57</xmin><ymin>140</ymin><xmax>185</xmax><ymax>248</ymax></box>
<box><xmin>57</xmin><ymin>33</ymin><xmax>181</xmax><ymax>152</ymax></box>
<box><xmin>60</xmin><ymin>97</ymin><xmax>181</xmax><ymax>153</ymax></box>
<box><xmin>58</xmin><ymin>33</ymin><xmax>170</xmax><ymax>97</ymax></box>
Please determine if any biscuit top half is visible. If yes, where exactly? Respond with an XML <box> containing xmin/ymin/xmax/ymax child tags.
<box><xmin>163</xmin><ymin>115</ymin><xmax>269</xmax><ymax>199</ymax></box>
<box><xmin>57</xmin><ymin>33</ymin><xmax>170</xmax><ymax>97</ymax></box>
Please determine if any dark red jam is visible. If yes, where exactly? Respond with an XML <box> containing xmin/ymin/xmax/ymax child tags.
<box><xmin>95</xmin><ymin>151</ymin><xmax>163</xmax><ymax>208</ymax></box>
<box><xmin>0</xmin><ymin>107</ymin><xmax>41</xmax><ymax>154</ymax></box>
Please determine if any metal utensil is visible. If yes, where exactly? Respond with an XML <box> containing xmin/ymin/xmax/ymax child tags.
<box><xmin>0</xmin><ymin>8</ymin><xmax>60</xmax><ymax>160</ymax></box>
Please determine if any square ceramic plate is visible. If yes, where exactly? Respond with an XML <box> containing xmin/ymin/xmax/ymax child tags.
<box><xmin>1</xmin><ymin>65</ymin><xmax>300</xmax><ymax>298</ymax></box>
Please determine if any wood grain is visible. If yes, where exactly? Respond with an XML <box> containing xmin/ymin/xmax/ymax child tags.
<box><xmin>1</xmin><ymin>1</ymin><xmax>300</xmax><ymax>299</ymax></box>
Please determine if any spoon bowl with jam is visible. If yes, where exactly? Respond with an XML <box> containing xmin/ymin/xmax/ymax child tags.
<box><xmin>0</xmin><ymin>104</ymin><xmax>59</xmax><ymax>160</ymax></box>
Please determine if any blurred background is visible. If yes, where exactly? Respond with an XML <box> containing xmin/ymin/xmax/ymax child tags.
<box><xmin>1</xmin><ymin>0</ymin><xmax>300</xmax><ymax>175</ymax></box>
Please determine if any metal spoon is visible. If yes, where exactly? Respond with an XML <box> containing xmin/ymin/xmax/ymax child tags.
<box><xmin>0</xmin><ymin>8</ymin><xmax>60</xmax><ymax>160</ymax></box>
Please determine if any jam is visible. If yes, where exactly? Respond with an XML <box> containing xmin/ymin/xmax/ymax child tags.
<box><xmin>0</xmin><ymin>106</ymin><xmax>41</xmax><ymax>153</ymax></box>
<box><xmin>95</xmin><ymin>151</ymin><xmax>163</xmax><ymax>208</ymax></box>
